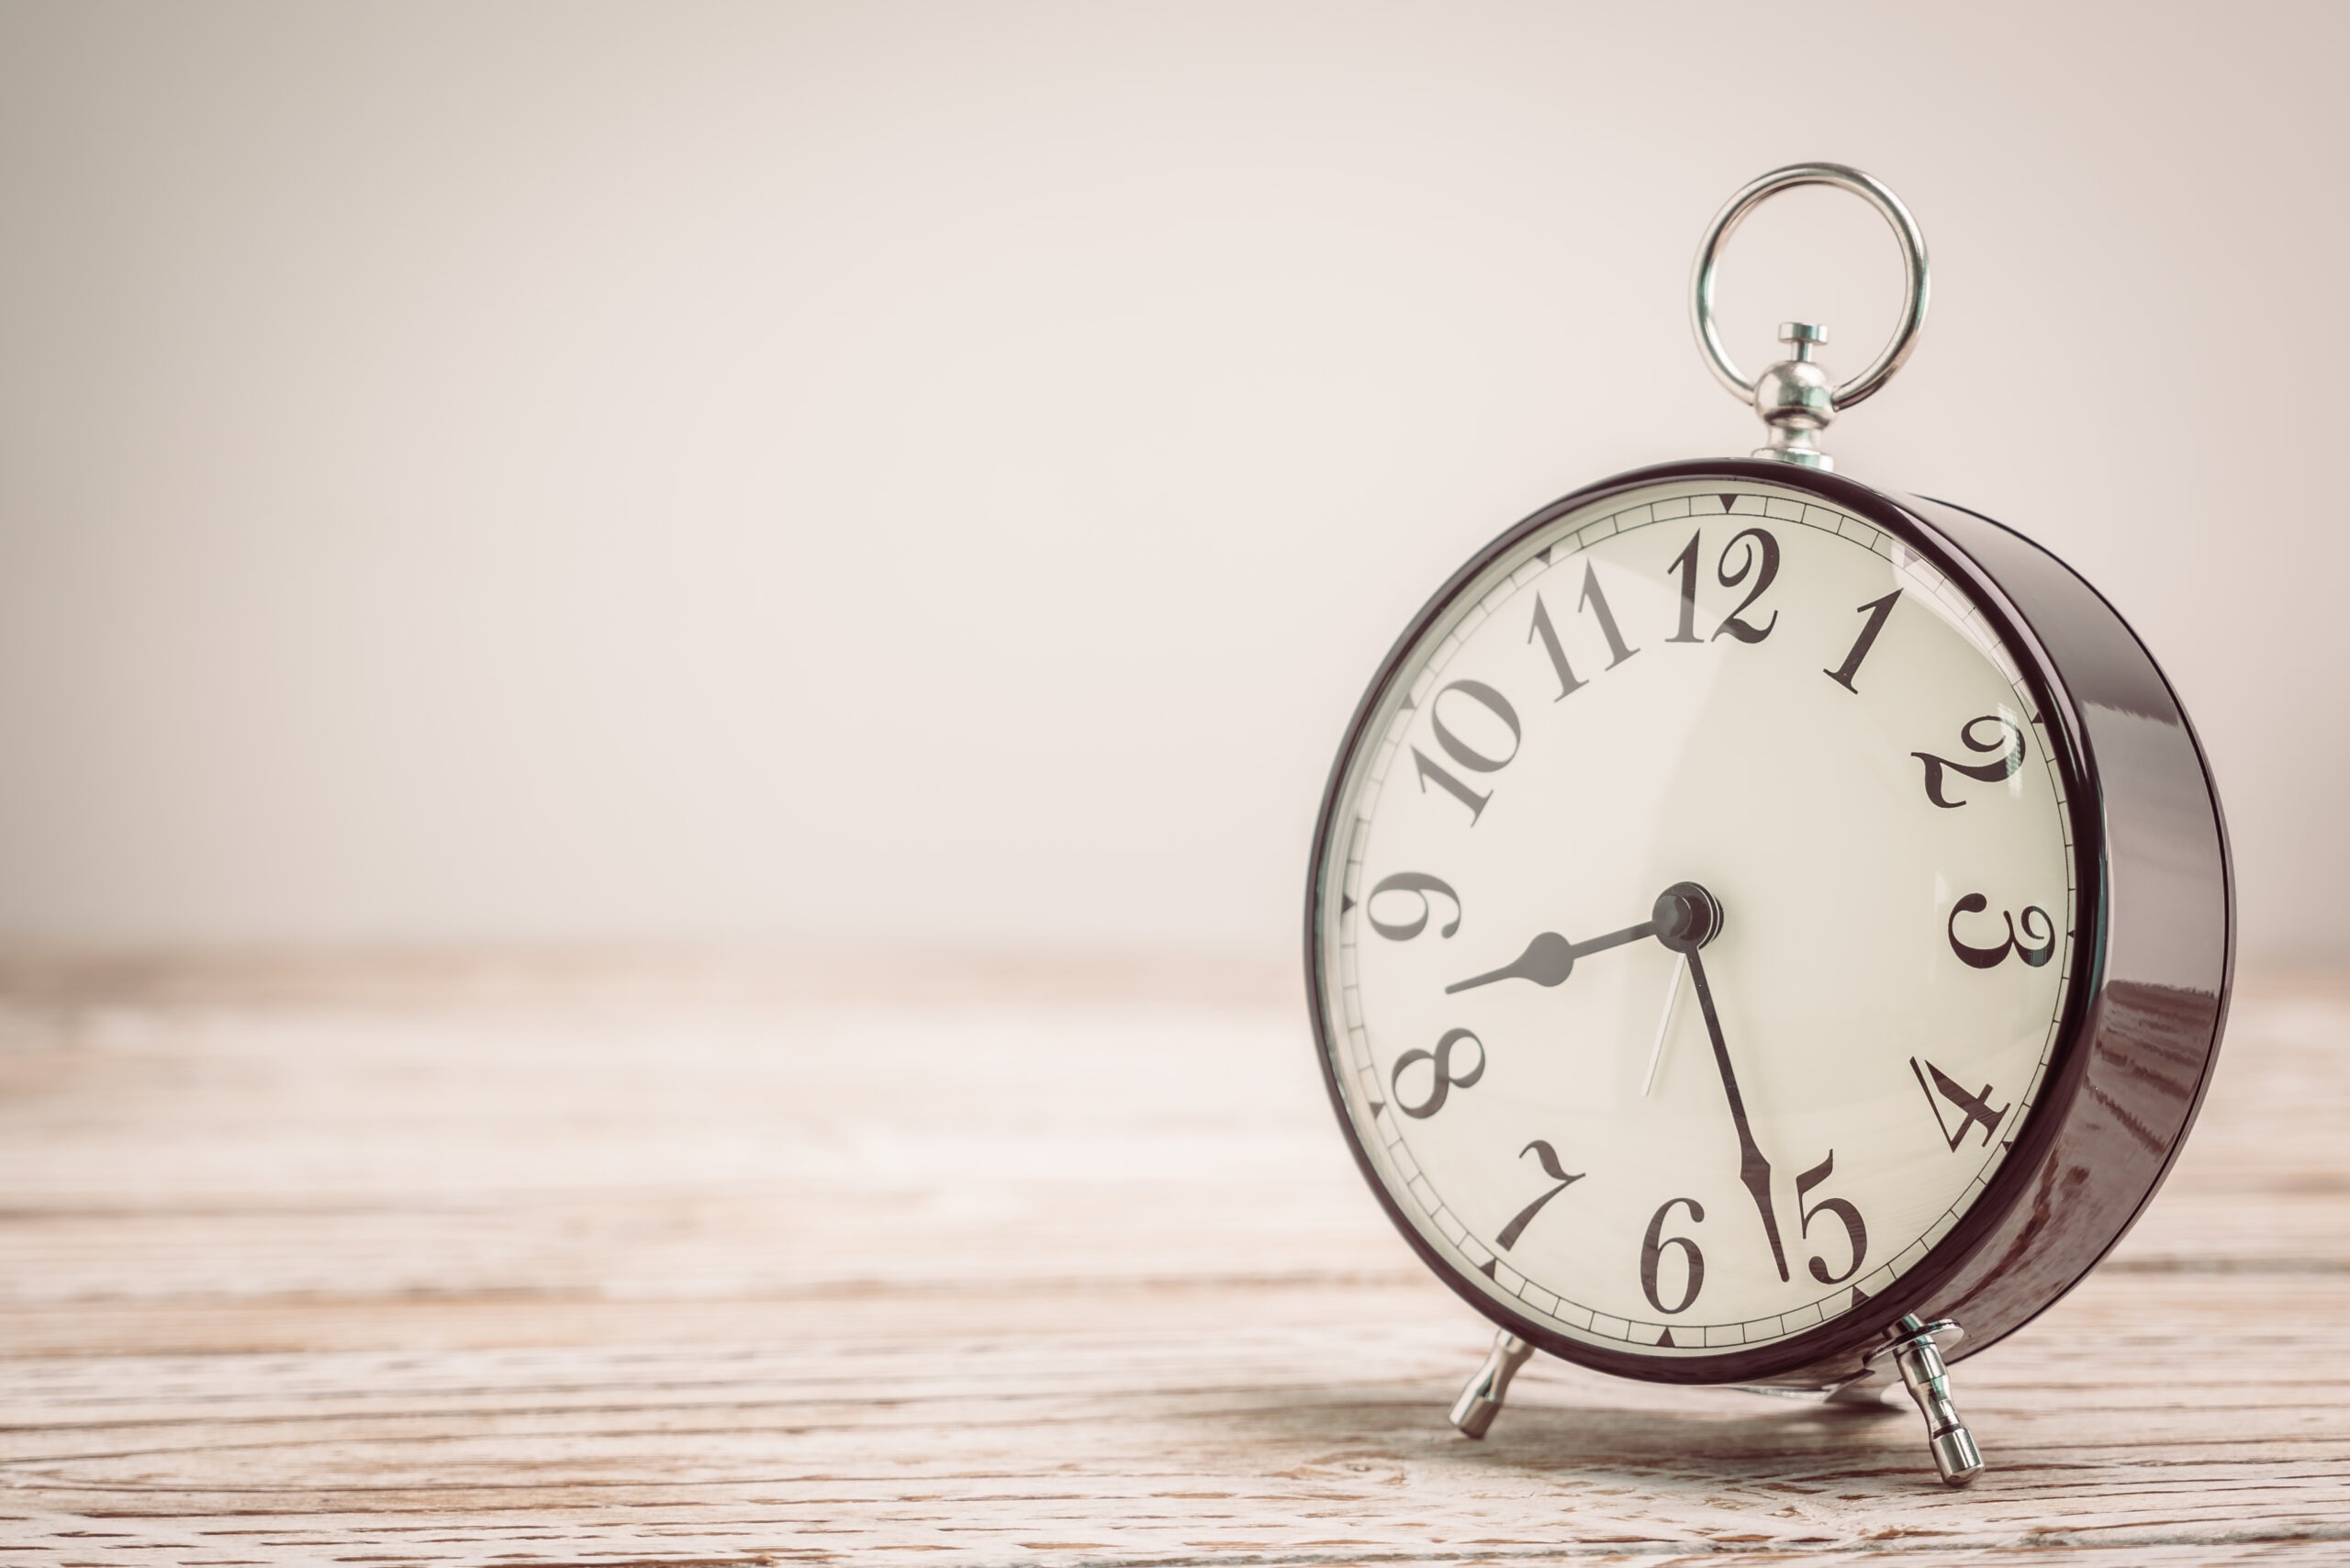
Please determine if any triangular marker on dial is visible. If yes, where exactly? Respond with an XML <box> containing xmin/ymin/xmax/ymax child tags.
<box><xmin>1851</xmin><ymin>1284</ymin><xmax>1871</xmax><ymax>1312</ymax></box>
<box><xmin>1534</xmin><ymin>546</ymin><xmax>1551</xmax><ymax>564</ymax></box>
<box><xmin>1340</xmin><ymin>894</ymin><xmax>1355</xmax><ymax>914</ymax></box>
<box><xmin>1719</xmin><ymin>493</ymin><xmax>1739</xmax><ymax>512</ymax></box>
<box><xmin>1479</xmin><ymin>1258</ymin><xmax>1498</xmax><ymax>1280</ymax></box>
<box><xmin>1657</xmin><ymin>1327</ymin><xmax>1676</xmax><ymax>1348</ymax></box>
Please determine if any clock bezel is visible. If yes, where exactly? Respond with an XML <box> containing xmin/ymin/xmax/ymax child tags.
<box><xmin>1304</xmin><ymin>455</ymin><xmax>2126</xmax><ymax>1385</ymax></box>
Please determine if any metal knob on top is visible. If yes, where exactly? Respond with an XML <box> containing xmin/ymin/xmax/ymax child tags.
<box><xmin>1689</xmin><ymin>163</ymin><xmax>1931</xmax><ymax>470</ymax></box>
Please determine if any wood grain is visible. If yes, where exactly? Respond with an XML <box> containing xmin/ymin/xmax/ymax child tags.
<box><xmin>0</xmin><ymin>951</ymin><xmax>2342</xmax><ymax>1563</ymax></box>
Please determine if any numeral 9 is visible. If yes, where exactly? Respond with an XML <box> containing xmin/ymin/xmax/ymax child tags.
<box><xmin>1364</xmin><ymin>872</ymin><xmax>1462</xmax><ymax>942</ymax></box>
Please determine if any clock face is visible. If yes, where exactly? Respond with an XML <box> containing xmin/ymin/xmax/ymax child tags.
<box><xmin>1312</xmin><ymin>475</ymin><xmax>2086</xmax><ymax>1367</ymax></box>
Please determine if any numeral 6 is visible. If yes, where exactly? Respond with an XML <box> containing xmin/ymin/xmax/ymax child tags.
<box><xmin>1639</xmin><ymin>1196</ymin><xmax>1706</xmax><ymax>1316</ymax></box>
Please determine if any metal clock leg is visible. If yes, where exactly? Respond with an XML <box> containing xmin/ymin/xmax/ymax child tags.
<box><xmin>1448</xmin><ymin>1330</ymin><xmax>1534</xmax><ymax>1438</ymax></box>
<box><xmin>1868</xmin><ymin>1315</ymin><xmax>1984</xmax><ymax>1485</ymax></box>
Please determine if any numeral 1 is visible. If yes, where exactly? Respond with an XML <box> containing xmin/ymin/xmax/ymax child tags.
<box><xmin>1824</xmin><ymin>589</ymin><xmax>1901</xmax><ymax>692</ymax></box>
<box><xmin>1579</xmin><ymin>563</ymin><xmax>1639</xmax><ymax>669</ymax></box>
<box><xmin>1666</xmin><ymin>533</ymin><xmax>1703</xmax><ymax>644</ymax></box>
<box><xmin>1527</xmin><ymin>593</ymin><xmax>1585</xmax><ymax>700</ymax></box>
<box><xmin>1413</xmin><ymin>748</ymin><xmax>1490</xmax><ymax>823</ymax></box>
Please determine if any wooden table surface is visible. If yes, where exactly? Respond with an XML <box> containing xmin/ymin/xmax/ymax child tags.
<box><xmin>0</xmin><ymin>951</ymin><xmax>2341</xmax><ymax>1565</ymax></box>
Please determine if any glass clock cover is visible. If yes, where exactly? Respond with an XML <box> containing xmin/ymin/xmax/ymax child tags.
<box><xmin>1314</xmin><ymin>474</ymin><xmax>2082</xmax><ymax>1361</ymax></box>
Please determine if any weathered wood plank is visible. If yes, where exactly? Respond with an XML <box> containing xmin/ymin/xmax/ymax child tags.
<box><xmin>0</xmin><ymin>954</ymin><xmax>2341</xmax><ymax>1562</ymax></box>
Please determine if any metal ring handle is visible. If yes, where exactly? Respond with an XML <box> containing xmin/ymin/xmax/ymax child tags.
<box><xmin>1690</xmin><ymin>162</ymin><xmax>1929</xmax><ymax>411</ymax></box>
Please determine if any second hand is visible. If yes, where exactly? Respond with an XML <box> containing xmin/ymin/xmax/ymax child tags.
<box><xmin>1641</xmin><ymin>952</ymin><xmax>1685</xmax><ymax>1097</ymax></box>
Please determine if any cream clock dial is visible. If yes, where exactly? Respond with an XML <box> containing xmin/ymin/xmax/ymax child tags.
<box><xmin>1315</xmin><ymin>476</ymin><xmax>2077</xmax><ymax>1360</ymax></box>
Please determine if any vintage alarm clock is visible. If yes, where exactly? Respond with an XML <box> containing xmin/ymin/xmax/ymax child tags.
<box><xmin>1302</xmin><ymin>164</ymin><xmax>2231</xmax><ymax>1485</ymax></box>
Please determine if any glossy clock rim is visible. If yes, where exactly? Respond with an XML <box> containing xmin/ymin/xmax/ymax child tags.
<box><xmin>1303</xmin><ymin>456</ymin><xmax>2110</xmax><ymax>1385</ymax></box>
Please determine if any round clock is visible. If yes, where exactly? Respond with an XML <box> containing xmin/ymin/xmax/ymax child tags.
<box><xmin>1302</xmin><ymin>165</ymin><xmax>2231</xmax><ymax>1486</ymax></box>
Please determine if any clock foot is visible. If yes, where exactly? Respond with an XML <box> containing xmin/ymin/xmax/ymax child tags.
<box><xmin>1448</xmin><ymin>1330</ymin><xmax>1534</xmax><ymax>1439</ymax></box>
<box><xmin>1868</xmin><ymin>1315</ymin><xmax>1984</xmax><ymax>1486</ymax></box>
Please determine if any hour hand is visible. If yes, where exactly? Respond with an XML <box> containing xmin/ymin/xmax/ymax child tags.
<box><xmin>1446</xmin><ymin>932</ymin><xmax>1576</xmax><ymax>993</ymax></box>
<box><xmin>1445</xmin><ymin>921</ymin><xmax>1657</xmax><ymax>994</ymax></box>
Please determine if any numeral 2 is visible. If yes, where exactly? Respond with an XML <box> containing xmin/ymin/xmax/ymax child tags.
<box><xmin>1914</xmin><ymin>715</ymin><xmax>2026</xmax><ymax>808</ymax></box>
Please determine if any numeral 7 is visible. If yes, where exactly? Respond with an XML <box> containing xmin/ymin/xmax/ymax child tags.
<box><xmin>1495</xmin><ymin>1139</ymin><xmax>1583</xmax><ymax>1249</ymax></box>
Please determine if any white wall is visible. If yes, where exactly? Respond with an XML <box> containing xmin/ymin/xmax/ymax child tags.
<box><xmin>1</xmin><ymin>1</ymin><xmax>2343</xmax><ymax>958</ymax></box>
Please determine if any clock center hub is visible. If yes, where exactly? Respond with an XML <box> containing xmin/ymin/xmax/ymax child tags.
<box><xmin>1652</xmin><ymin>881</ymin><xmax>1724</xmax><ymax>954</ymax></box>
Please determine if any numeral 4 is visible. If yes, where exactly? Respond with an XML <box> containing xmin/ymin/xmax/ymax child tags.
<box><xmin>1910</xmin><ymin>1057</ymin><xmax>2009</xmax><ymax>1150</ymax></box>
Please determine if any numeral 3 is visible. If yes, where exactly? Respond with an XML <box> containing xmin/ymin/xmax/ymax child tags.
<box><xmin>1947</xmin><ymin>894</ymin><xmax>2056</xmax><ymax>969</ymax></box>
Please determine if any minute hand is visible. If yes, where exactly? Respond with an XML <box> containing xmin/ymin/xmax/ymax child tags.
<box><xmin>1684</xmin><ymin>947</ymin><xmax>1790</xmax><ymax>1283</ymax></box>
